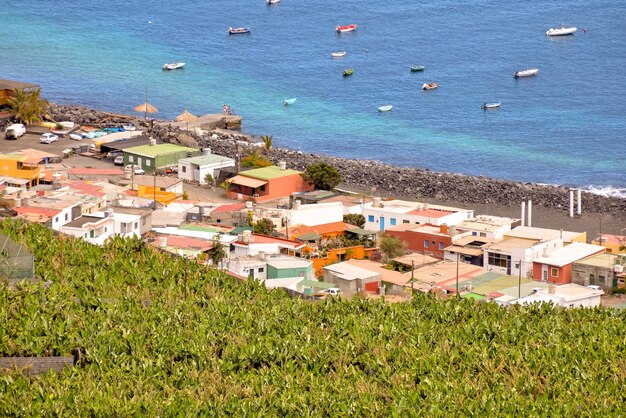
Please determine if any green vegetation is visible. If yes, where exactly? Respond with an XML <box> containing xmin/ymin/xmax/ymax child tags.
<box><xmin>343</xmin><ymin>213</ymin><xmax>366</xmax><ymax>228</ymax></box>
<box><xmin>241</xmin><ymin>149</ymin><xmax>272</xmax><ymax>168</ymax></box>
<box><xmin>203</xmin><ymin>173</ymin><xmax>214</xmax><ymax>187</ymax></box>
<box><xmin>302</xmin><ymin>163</ymin><xmax>341</xmax><ymax>190</ymax></box>
<box><xmin>1</xmin><ymin>220</ymin><xmax>625</xmax><ymax>416</ymax></box>
<box><xmin>7</xmin><ymin>87</ymin><xmax>50</xmax><ymax>125</ymax></box>
<box><xmin>380</xmin><ymin>234</ymin><xmax>405</xmax><ymax>262</ymax></box>
<box><xmin>253</xmin><ymin>218</ymin><xmax>275</xmax><ymax>235</ymax></box>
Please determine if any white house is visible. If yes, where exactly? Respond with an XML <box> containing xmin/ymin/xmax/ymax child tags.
<box><xmin>60</xmin><ymin>214</ymin><xmax>114</xmax><ymax>245</ymax></box>
<box><xmin>178</xmin><ymin>151</ymin><xmax>235</xmax><ymax>185</ymax></box>
<box><xmin>323</xmin><ymin>261</ymin><xmax>381</xmax><ymax>296</ymax></box>
<box><xmin>231</xmin><ymin>232</ymin><xmax>306</xmax><ymax>257</ymax></box>
<box><xmin>455</xmin><ymin>215</ymin><xmax>520</xmax><ymax>240</ymax></box>
<box><xmin>513</xmin><ymin>284</ymin><xmax>603</xmax><ymax>308</ymax></box>
<box><xmin>289</xmin><ymin>201</ymin><xmax>344</xmax><ymax>226</ymax></box>
<box><xmin>24</xmin><ymin>195</ymin><xmax>84</xmax><ymax>231</ymax></box>
<box><xmin>111</xmin><ymin>212</ymin><xmax>142</xmax><ymax>239</ymax></box>
<box><xmin>363</xmin><ymin>199</ymin><xmax>474</xmax><ymax>232</ymax></box>
<box><xmin>483</xmin><ymin>237</ymin><xmax>563</xmax><ymax>278</ymax></box>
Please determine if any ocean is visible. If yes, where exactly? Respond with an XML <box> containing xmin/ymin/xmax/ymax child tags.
<box><xmin>1</xmin><ymin>0</ymin><xmax>625</xmax><ymax>196</ymax></box>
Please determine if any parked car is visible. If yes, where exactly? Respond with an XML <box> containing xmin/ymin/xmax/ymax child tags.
<box><xmin>4</xmin><ymin>123</ymin><xmax>26</xmax><ymax>140</ymax></box>
<box><xmin>40</xmin><ymin>133</ymin><xmax>59</xmax><ymax>144</ymax></box>
<box><xmin>124</xmin><ymin>165</ymin><xmax>145</xmax><ymax>175</ymax></box>
<box><xmin>314</xmin><ymin>287</ymin><xmax>343</xmax><ymax>299</ymax></box>
<box><xmin>587</xmin><ymin>285</ymin><xmax>603</xmax><ymax>292</ymax></box>
<box><xmin>114</xmin><ymin>156</ymin><xmax>124</xmax><ymax>166</ymax></box>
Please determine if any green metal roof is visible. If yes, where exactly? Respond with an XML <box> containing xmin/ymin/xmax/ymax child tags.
<box><xmin>230</xmin><ymin>226</ymin><xmax>253</xmax><ymax>235</ymax></box>
<box><xmin>346</xmin><ymin>228</ymin><xmax>378</xmax><ymax>236</ymax></box>
<box><xmin>124</xmin><ymin>143</ymin><xmax>197</xmax><ymax>158</ymax></box>
<box><xmin>179</xmin><ymin>224</ymin><xmax>221</xmax><ymax>233</ymax></box>
<box><xmin>296</xmin><ymin>232</ymin><xmax>321</xmax><ymax>241</ymax></box>
<box><xmin>179</xmin><ymin>154</ymin><xmax>234</xmax><ymax>165</ymax></box>
<box><xmin>240</xmin><ymin>165</ymin><xmax>301</xmax><ymax>180</ymax></box>
<box><xmin>299</xmin><ymin>279</ymin><xmax>335</xmax><ymax>289</ymax></box>
<box><xmin>462</xmin><ymin>292</ymin><xmax>485</xmax><ymax>301</ymax></box>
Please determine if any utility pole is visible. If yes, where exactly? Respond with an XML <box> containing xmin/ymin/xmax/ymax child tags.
<box><xmin>153</xmin><ymin>171</ymin><xmax>157</xmax><ymax>209</ymax></box>
<box><xmin>518</xmin><ymin>260</ymin><xmax>522</xmax><ymax>299</ymax></box>
<box><xmin>410</xmin><ymin>260</ymin><xmax>415</xmax><ymax>294</ymax></box>
<box><xmin>456</xmin><ymin>252</ymin><xmax>460</xmax><ymax>298</ymax></box>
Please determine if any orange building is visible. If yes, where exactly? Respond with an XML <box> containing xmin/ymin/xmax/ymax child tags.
<box><xmin>227</xmin><ymin>165</ymin><xmax>313</xmax><ymax>202</ymax></box>
<box><xmin>311</xmin><ymin>246</ymin><xmax>378</xmax><ymax>277</ymax></box>
<box><xmin>592</xmin><ymin>234</ymin><xmax>626</xmax><ymax>254</ymax></box>
<box><xmin>385</xmin><ymin>224</ymin><xmax>452</xmax><ymax>259</ymax></box>
<box><xmin>0</xmin><ymin>154</ymin><xmax>42</xmax><ymax>188</ymax></box>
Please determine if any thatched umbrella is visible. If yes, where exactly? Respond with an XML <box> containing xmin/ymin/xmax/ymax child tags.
<box><xmin>134</xmin><ymin>102</ymin><xmax>159</xmax><ymax>120</ymax></box>
<box><xmin>134</xmin><ymin>87</ymin><xmax>159</xmax><ymax>120</ymax></box>
<box><xmin>175</xmin><ymin>109</ymin><xmax>198</xmax><ymax>131</ymax></box>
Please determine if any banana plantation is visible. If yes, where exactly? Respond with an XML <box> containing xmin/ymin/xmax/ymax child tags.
<box><xmin>0</xmin><ymin>219</ymin><xmax>625</xmax><ymax>416</ymax></box>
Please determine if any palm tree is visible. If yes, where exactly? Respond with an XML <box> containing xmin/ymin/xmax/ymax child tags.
<box><xmin>206</xmin><ymin>238</ymin><xmax>227</xmax><ymax>269</ymax></box>
<box><xmin>260</xmin><ymin>135</ymin><xmax>273</xmax><ymax>156</ymax></box>
<box><xmin>8</xmin><ymin>87</ymin><xmax>50</xmax><ymax>125</ymax></box>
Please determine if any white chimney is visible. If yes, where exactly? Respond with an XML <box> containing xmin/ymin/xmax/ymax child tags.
<box><xmin>203</xmin><ymin>148</ymin><xmax>211</xmax><ymax>155</ymax></box>
<box><xmin>149</xmin><ymin>137</ymin><xmax>157</xmax><ymax>146</ymax></box>
<box><xmin>521</xmin><ymin>201</ymin><xmax>526</xmax><ymax>227</ymax></box>
<box><xmin>527</xmin><ymin>200</ymin><xmax>532</xmax><ymax>227</ymax></box>
<box><xmin>159</xmin><ymin>237</ymin><xmax>167</xmax><ymax>248</ymax></box>
<box><xmin>569</xmin><ymin>189</ymin><xmax>574</xmax><ymax>218</ymax></box>
<box><xmin>373</xmin><ymin>197</ymin><xmax>382</xmax><ymax>208</ymax></box>
<box><xmin>278</xmin><ymin>161</ymin><xmax>286</xmax><ymax>170</ymax></box>
<box><xmin>577</xmin><ymin>188</ymin><xmax>582</xmax><ymax>215</ymax></box>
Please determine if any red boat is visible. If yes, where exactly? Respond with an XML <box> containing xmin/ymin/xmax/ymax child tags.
<box><xmin>336</xmin><ymin>24</ymin><xmax>357</xmax><ymax>33</ymax></box>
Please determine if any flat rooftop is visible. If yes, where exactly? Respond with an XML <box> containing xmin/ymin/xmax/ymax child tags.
<box><xmin>575</xmin><ymin>252</ymin><xmax>623</xmax><ymax>269</ymax></box>
<box><xmin>124</xmin><ymin>143</ymin><xmax>197</xmax><ymax>157</ymax></box>
<box><xmin>457</xmin><ymin>215</ymin><xmax>518</xmax><ymax>232</ymax></box>
<box><xmin>505</xmin><ymin>226</ymin><xmax>582</xmax><ymax>242</ymax></box>
<box><xmin>179</xmin><ymin>154</ymin><xmax>234</xmax><ymax>166</ymax></box>
<box><xmin>534</xmin><ymin>242</ymin><xmax>606</xmax><ymax>267</ymax></box>
<box><xmin>239</xmin><ymin>165</ymin><xmax>301</xmax><ymax>180</ymax></box>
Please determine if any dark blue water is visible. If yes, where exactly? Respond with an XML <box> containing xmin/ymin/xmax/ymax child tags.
<box><xmin>1</xmin><ymin>0</ymin><xmax>625</xmax><ymax>195</ymax></box>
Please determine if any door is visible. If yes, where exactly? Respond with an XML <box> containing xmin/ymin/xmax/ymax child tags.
<box><xmin>365</xmin><ymin>281</ymin><xmax>379</xmax><ymax>293</ymax></box>
<box><xmin>380</xmin><ymin>217</ymin><xmax>385</xmax><ymax>232</ymax></box>
<box><xmin>137</xmin><ymin>157</ymin><xmax>142</xmax><ymax>168</ymax></box>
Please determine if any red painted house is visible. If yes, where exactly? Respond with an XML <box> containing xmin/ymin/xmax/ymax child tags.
<box><xmin>227</xmin><ymin>165</ymin><xmax>313</xmax><ymax>202</ymax></box>
<box><xmin>532</xmin><ymin>242</ymin><xmax>605</xmax><ymax>284</ymax></box>
<box><xmin>384</xmin><ymin>224</ymin><xmax>453</xmax><ymax>259</ymax></box>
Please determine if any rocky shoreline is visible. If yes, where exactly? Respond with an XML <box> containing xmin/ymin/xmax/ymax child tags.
<box><xmin>49</xmin><ymin>104</ymin><xmax>626</xmax><ymax>218</ymax></box>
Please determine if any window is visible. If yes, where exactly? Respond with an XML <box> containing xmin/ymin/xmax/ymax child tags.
<box><xmin>104</xmin><ymin>227</ymin><xmax>108</xmax><ymax>233</ymax></box>
<box><xmin>472</xmin><ymin>232</ymin><xmax>477</xmax><ymax>236</ymax></box>
<box><xmin>90</xmin><ymin>230</ymin><xmax>94</xmax><ymax>238</ymax></box>
<box><xmin>479</xmin><ymin>232</ymin><xmax>487</xmax><ymax>237</ymax></box>
<box><xmin>134</xmin><ymin>222</ymin><xmax>138</xmax><ymax>229</ymax></box>
<box><xmin>145</xmin><ymin>160</ymin><xmax>151</xmax><ymax>167</ymax></box>
<box><xmin>403</xmin><ymin>220</ymin><xmax>410</xmax><ymax>224</ymax></box>
<box><xmin>487</xmin><ymin>252</ymin><xmax>511</xmax><ymax>269</ymax></box>
<box><xmin>589</xmin><ymin>274</ymin><xmax>595</xmax><ymax>284</ymax></box>
<box><xmin>65</xmin><ymin>213</ymin><xmax>68</xmax><ymax>221</ymax></box>
<box><xmin>260</xmin><ymin>185</ymin><xmax>266</xmax><ymax>192</ymax></box>
<box><xmin>550</xmin><ymin>268</ymin><xmax>558</xmax><ymax>277</ymax></box>
<box><xmin>599</xmin><ymin>275</ymin><xmax>606</xmax><ymax>284</ymax></box>
<box><xmin>55</xmin><ymin>217</ymin><xmax>59</xmax><ymax>223</ymax></box>
<box><xmin>439</xmin><ymin>242</ymin><xmax>444</xmax><ymax>250</ymax></box>
<box><xmin>128</xmin><ymin>156</ymin><xmax>133</xmax><ymax>163</ymax></box>
<box><xmin>182</xmin><ymin>166</ymin><xmax>187</xmax><ymax>173</ymax></box>
<box><xmin>424</xmin><ymin>240</ymin><xmax>429</xmax><ymax>248</ymax></box>
<box><xmin>84</xmin><ymin>233</ymin><xmax>87</xmax><ymax>238</ymax></box>
<box><xmin>258</xmin><ymin>267</ymin><xmax>264</xmax><ymax>273</ymax></box>
<box><xmin>390</xmin><ymin>218</ymin><xmax>396</xmax><ymax>225</ymax></box>
<box><xmin>368</xmin><ymin>215</ymin><xmax>374</xmax><ymax>222</ymax></box>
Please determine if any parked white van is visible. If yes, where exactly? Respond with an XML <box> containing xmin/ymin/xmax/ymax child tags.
<box><xmin>4</xmin><ymin>123</ymin><xmax>26</xmax><ymax>140</ymax></box>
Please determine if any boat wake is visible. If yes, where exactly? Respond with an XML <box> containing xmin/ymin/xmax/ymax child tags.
<box><xmin>583</xmin><ymin>185</ymin><xmax>626</xmax><ymax>199</ymax></box>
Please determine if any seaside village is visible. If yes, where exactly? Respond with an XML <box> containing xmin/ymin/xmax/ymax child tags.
<box><xmin>2</xmin><ymin>78</ymin><xmax>626</xmax><ymax>309</ymax></box>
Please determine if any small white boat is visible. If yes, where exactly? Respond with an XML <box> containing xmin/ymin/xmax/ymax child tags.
<box><xmin>336</xmin><ymin>24</ymin><xmax>357</xmax><ymax>33</ymax></box>
<box><xmin>163</xmin><ymin>62</ymin><xmax>185</xmax><ymax>71</ymax></box>
<box><xmin>482</xmin><ymin>102</ymin><xmax>501</xmax><ymax>109</ymax></box>
<box><xmin>422</xmin><ymin>82</ymin><xmax>439</xmax><ymax>90</ymax></box>
<box><xmin>122</xmin><ymin>123</ymin><xmax>137</xmax><ymax>131</ymax></box>
<box><xmin>266</xmin><ymin>0</ymin><xmax>280</xmax><ymax>4</ymax></box>
<box><xmin>284</xmin><ymin>98</ymin><xmax>296</xmax><ymax>105</ymax></box>
<box><xmin>514</xmin><ymin>68</ymin><xmax>539</xmax><ymax>78</ymax></box>
<box><xmin>378</xmin><ymin>105</ymin><xmax>393</xmax><ymax>112</ymax></box>
<box><xmin>69</xmin><ymin>133</ymin><xmax>83</xmax><ymax>141</ymax></box>
<box><xmin>546</xmin><ymin>25</ymin><xmax>577</xmax><ymax>36</ymax></box>
<box><xmin>331</xmin><ymin>51</ymin><xmax>346</xmax><ymax>58</ymax></box>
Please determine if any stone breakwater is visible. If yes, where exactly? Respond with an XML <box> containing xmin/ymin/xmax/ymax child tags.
<box><xmin>49</xmin><ymin>104</ymin><xmax>625</xmax><ymax>216</ymax></box>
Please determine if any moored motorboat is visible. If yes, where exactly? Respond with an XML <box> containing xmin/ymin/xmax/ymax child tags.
<box><xmin>266</xmin><ymin>0</ymin><xmax>280</xmax><ymax>4</ymax></box>
<box><xmin>343</xmin><ymin>68</ymin><xmax>354</xmax><ymax>77</ymax></box>
<box><xmin>336</xmin><ymin>24</ymin><xmax>357</xmax><ymax>33</ymax></box>
<box><xmin>228</xmin><ymin>27</ymin><xmax>251</xmax><ymax>35</ymax></box>
<box><xmin>514</xmin><ymin>68</ymin><xmax>539</xmax><ymax>78</ymax></box>
<box><xmin>378</xmin><ymin>105</ymin><xmax>393</xmax><ymax>112</ymax></box>
<box><xmin>482</xmin><ymin>102</ymin><xmax>501</xmax><ymax>109</ymax></box>
<box><xmin>163</xmin><ymin>62</ymin><xmax>185</xmax><ymax>70</ymax></box>
<box><xmin>69</xmin><ymin>133</ymin><xmax>83</xmax><ymax>141</ymax></box>
<box><xmin>546</xmin><ymin>25</ymin><xmax>577</xmax><ymax>36</ymax></box>
<box><xmin>284</xmin><ymin>98</ymin><xmax>296</xmax><ymax>105</ymax></box>
<box><xmin>410</xmin><ymin>66</ymin><xmax>425</xmax><ymax>72</ymax></box>
<box><xmin>421</xmin><ymin>82</ymin><xmax>439</xmax><ymax>90</ymax></box>
<box><xmin>331</xmin><ymin>51</ymin><xmax>346</xmax><ymax>58</ymax></box>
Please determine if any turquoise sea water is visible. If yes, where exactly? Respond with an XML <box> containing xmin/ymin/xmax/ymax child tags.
<box><xmin>1</xmin><ymin>0</ymin><xmax>625</xmax><ymax>195</ymax></box>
